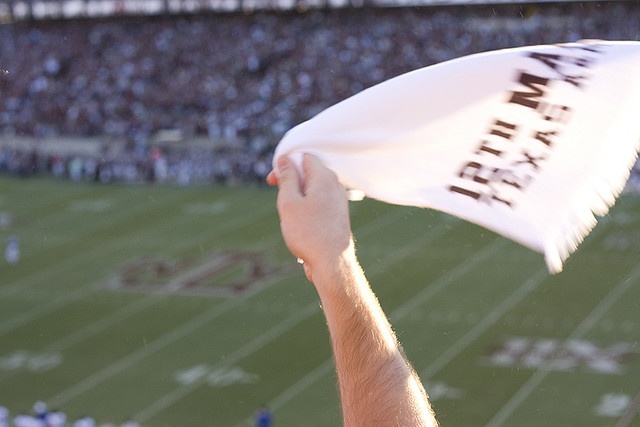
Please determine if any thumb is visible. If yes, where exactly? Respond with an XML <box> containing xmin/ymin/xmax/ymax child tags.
<box><xmin>275</xmin><ymin>155</ymin><xmax>303</xmax><ymax>196</ymax></box>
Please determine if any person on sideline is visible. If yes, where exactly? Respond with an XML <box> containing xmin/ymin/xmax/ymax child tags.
<box><xmin>5</xmin><ymin>235</ymin><xmax>20</xmax><ymax>265</ymax></box>
<box><xmin>267</xmin><ymin>154</ymin><xmax>439</xmax><ymax>427</ymax></box>
<box><xmin>254</xmin><ymin>405</ymin><xmax>273</xmax><ymax>427</ymax></box>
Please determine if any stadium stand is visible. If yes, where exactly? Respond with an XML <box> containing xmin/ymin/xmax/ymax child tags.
<box><xmin>0</xmin><ymin>1</ymin><xmax>638</xmax><ymax>185</ymax></box>
<box><xmin>0</xmin><ymin>0</ymin><xmax>612</xmax><ymax>22</ymax></box>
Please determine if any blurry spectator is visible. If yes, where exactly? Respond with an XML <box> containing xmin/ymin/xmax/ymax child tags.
<box><xmin>12</xmin><ymin>413</ymin><xmax>43</xmax><ymax>427</ymax></box>
<box><xmin>45</xmin><ymin>410</ymin><xmax>67</xmax><ymax>427</ymax></box>
<box><xmin>254</xmin><ymin>406</ymin><xmax>272</xmax><ymax>427</ymax></box>
<box><xmin>73</xmin><ymin>415</ymin><xmax>96</xmax><ymax>427</ymax></box>
<box><xmin>32</xmin><ymin>401</ymin><xmax>47</xmax><ymax>423</ymax></box>
<box><xmin>5</xmin><ymin>235</ymin><xmax>20</xmax><ymax>265</ymax></box>
<box><xmin>0</xmin><ymin>406</ymin><xmax>8</xmax><ymax>427</ymax></box>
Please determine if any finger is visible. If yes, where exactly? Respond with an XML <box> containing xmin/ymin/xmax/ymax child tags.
<box><xmin>301</xmin><ymin>153</ymin><xmax>322</xmax><ymax>178</ymax></box>
<box><xmin>275</xmin><ymin>156</ymin><xmax>303</xmax><ymax>197</ymax></box>
<box><xmin>266</xmin><ymin>169</ymin><xmax>278</xmax><ymax>186</ymax></box>
<box><xmin>302</xmin><ymin>153</ymin><xmax>341</xmax><ymax>192</ymax></box>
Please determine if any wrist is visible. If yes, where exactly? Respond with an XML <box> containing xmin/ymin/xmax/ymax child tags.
<box><xmin>310</xmin><ymin>239</ymin><xmax>363</xmax><ymax>300</ymax></box>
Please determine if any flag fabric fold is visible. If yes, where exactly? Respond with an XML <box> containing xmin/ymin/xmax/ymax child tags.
<box><xmin>273</xmin><ymin>40</ymin><xmax>640</xmax><ymax>273</ymax></box>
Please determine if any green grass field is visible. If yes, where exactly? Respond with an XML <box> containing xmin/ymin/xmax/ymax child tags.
<box><xmin>0</xmin><ymin>175</ymin><xmax>639</xmax><ymax>426</ymax></box>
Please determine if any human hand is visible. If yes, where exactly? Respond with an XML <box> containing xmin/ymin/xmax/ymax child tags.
<box><xmin>267</xmin><ymin>154</ymin><xmax>353</xmax><ymax>282</ymax></box>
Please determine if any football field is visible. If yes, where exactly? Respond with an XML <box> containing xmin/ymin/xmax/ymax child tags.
<box><xmin>0</xmin><ymin>176</ymin><xmax>639</xmax><ymax>426</ymax></box>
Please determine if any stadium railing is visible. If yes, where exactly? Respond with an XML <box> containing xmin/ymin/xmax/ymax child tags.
<box><xmin>0</xmin><ymin>0</ymin><xmax>601</xmax><ymax>23</ymax></box>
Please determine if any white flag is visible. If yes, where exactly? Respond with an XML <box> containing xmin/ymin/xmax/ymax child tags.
<box><xmin>273</xmin><ymin>40</ymin><xmax>640</xmax><ymax>273</ymax></box>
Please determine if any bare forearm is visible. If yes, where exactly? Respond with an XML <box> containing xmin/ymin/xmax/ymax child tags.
<box><xmin>313</xmin><ymin>245</ymin><xmax>438</xmax><ymax>427</ymax></box>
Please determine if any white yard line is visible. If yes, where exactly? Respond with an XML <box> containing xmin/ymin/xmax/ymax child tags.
<box><xmin>420</xmin><ymin>268</ymin><xmax>548</xmax><ymax>379</ymax></box>
<box><xmin>0</xmin><ymin>190</ymin><xmax>188</xmax><ymax>298</ymax></box>
<box><xmin>47</xmin><ymin>291</ymin><xmax>252</xmax><ymax>407</ymax></box>
<box><xmin>134</xmin><ymin>302</ymin><xmax>321</xmax><ymax>423</ymax></box>
<box><xmin>614</xmin><ymin>390</ymin><xmax>640</xmax><ymax>427</ymax></box>
<box><xmin>267</xmin><ymin>359</ymin><xmax>335</xmax><ymax>412</ymax></box>
<box><xmin>0</xmin><ymin>294</ymin><xmax>163</xmax><ymax>382</ymax></box>
<box><xmin>0</xmin><ymin>284</ymin><xmax>101</xmax><ymax>337</ymax></box>
<box><xmin>0</xmin><ymin>198</ymin><xmax>275</xmax><ymax>336</ymax></box>
<box><xmin>1</xmin><ymin>215</ymin><xmax>285</xmax><ymax>383</ymax></box>
<box><xmin>485</xmin><ymin>262</ymin><xmax>640</xmax><ymax>427</ymax></box>
<box><xmin>390</xmin><ymin>239</ymin><xmax>507</xmax><ymax>322</ymax></box>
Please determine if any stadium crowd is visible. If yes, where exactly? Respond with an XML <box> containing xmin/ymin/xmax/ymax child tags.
<box><xmin>0</xmin><ymin>1</ymin><xmax>638</xmax><ymax>184</ymax></box>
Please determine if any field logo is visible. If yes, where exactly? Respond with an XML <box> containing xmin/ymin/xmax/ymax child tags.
<box><xmin>594</xmin><ymin>393</ymin><xmax>634</xmax><ymax>418</ymax></box>
<box><xmin>0</xmin><ymin>350</ymin><xmax>62</xmax><ymax>373</ymax></box>
<box><xmin>480</xmin><ymin>336</ymin><xmax>638</xmax><ymax>374</ymax></box>
<box><xmin>423</xmin><ymin>381</ymin><xmax>463</xmax><ymax>402</ymax></box>
<box><xmin>109</xmin><ymin>250</ymin><xmax>297</xmax><ymax>297</ymax></box>
<box><xmin>68</xmin><ymin>199</ymin><xmax>113</xmax><ymax>212</ymax></box>
<box><xmin>175</xmin><ymin>364</ymin><xmax>258</xmax><ymax>388</ymax></box>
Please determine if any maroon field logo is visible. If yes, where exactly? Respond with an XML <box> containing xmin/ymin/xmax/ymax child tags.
<box><xmin>108</xmin><ymin>251</ymin><xmax>298</xmax><ymax>297</ymax></box>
